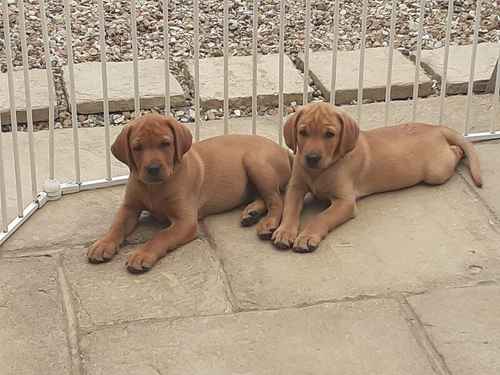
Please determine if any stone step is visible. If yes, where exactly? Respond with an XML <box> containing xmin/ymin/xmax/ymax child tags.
<box><xmin>0</xmin><ymin>68</ymin><xmax>56</xmax><ymax>125</ymax></box>
<box><xmin>62</xmin><ymin>60</ymin><xmax>185</xmax><ymax>114</ymax></box>
<box><xmin>419</xmin><ymin>42</ymin><xmax>499</xmax><ymax>95</ymax></box>
<box><xmin>185</xmin><ymin>54</ymin><xmax>312</xmax><ymax>109</ymax></box>
<box><xmin>298</xmin><ymin>47</ymin><xmax>433</xmax><ymax>104</ymax></box>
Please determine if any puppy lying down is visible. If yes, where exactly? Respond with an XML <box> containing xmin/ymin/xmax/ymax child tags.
<box><xmin>88</xmin><ymin>114</ymin><xmax>291</xmax><ymax>273</ymax></box>
<box><xmin>272</xmin><ymin>102</ymin><xmax>482</xmax><ymax>253</ymax></box>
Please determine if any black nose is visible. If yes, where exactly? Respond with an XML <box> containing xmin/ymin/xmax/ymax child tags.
<box><xmin>146</xmin><ymin>164</ymin><xmax>161</xmax><ymax>177</ymax></box>
<box><xmin>305</xmin><ymin>153</ymin><xmax>321</xmax><ymax>167</ymax></box>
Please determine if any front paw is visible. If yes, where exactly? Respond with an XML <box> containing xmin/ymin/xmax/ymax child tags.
<box><xmin>272</xmin><ymin>226</ymin><xmax>298</xmax><ymax>250</ymax></box>
<box><xmin>87</xmin><ymin>239</ymin><xmax>119</xmax><ymax>263</ymax></box>
<box><xmin>256</xmin><ymin>216</ymin><xmax>280</xmax><ymax>240</ymax></box>
<box><xmin>293</xmin><ymin>232</ymin><xmax>321</xmax><ymax>253</ymax></box>
<box><xmin>126</xmin><ymin>248</ymin><xmax>159</xmax><ymax>274</ymax></box>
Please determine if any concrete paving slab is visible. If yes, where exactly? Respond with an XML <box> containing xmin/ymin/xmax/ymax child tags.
<box><xmin>0</xmin><ymin>257</ymin><xmax>71</xmax><ymax>375</ymax></box>
<box><xmin>408</xmin><ymin>285</ymin><xmax>500</xmax><ymax>375</ymax></box>
<box><xmin>80</xmin><ymin>298</ymin><xmax>435</xmax><ymax>375</ymax></box>
<box><xmin>459</xmin><ymin>141</ymin><xmax>500</xmax><ymax>218</ymax></box>
<box><xmin>63</xmin><ymin>60</ymin><xmax>185</xmax><ymax>113</ymax></box>
<box><xmin>62</xmin><ymin>241</ymin><xmax>231</xmax><ymax>330</ymax></box>
<box><xmin>299</xmin><ymin>47</ymin><xmax>433</xmax><ymax>104</ymax></box>
<box><xmin>3</xmin><ymin>187</ymin><xmax>124</xmax><ymax>252</ymax></box>
<box><xmin>205</xmin><ymin>176</ymin><xmax>500</xmax><ymax>309</ymax></box>
<box><xmin>1</xmin><ymin>185</ymin><xmax>172</xmax><ymax>252</ymax></box>
<box><xmin>185</xmin><ymin>54</ymin><xmax>312</xmax><ymax>109</ymax></box>
<box><xmin>0</xmin><ymin>68</ymin><xmax>56</xmax><ymax>124</ymax></box>
<box><xmin>420</xmin><ymin>43</ymin><xmax>499</xmax><ymax>95</ymax></box>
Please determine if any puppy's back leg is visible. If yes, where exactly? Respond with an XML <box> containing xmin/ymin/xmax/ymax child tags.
<box><xmin>243</xmin><ymin>154</ymin><xmax>285</xmax><ymax>240</ymax></box>
<box><xmin>424</xmin><ymin>145</ymin><xmax>463</xmax><ymax>185</ymax></box>
<box><xmin>241</xmin><ymin>198</ymin><xmax>267</xmax><ymax>227</ymax></box>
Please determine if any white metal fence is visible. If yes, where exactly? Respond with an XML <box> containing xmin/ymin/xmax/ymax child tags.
<box><xmin>0</xmin><ymin>0</ymin><xmax>499</xmax><ymax>245</ymax></box>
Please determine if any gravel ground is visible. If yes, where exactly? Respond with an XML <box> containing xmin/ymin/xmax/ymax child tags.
<box><xmin>0</xmin><ymin>0</ymin><xmax>498</xmax><ymax>129</ymax></box>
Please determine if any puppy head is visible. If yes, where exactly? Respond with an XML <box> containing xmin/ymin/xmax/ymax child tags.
<box><xmin>284</xmin><ymin>102</ymin><xmax>359</xmax><ymax>170</ymax></box>
<box><xmin>111</xmin><ymin>114</ymin><xmax>192</xmax><ymax>184</ymax></box>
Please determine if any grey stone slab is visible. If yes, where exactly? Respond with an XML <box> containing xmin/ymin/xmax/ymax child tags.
<box><xmin>420</xmin><ymin>43</ymin><xmax>499</xmax><ymax>95</ymax></box>
<box><xmin>300</xmin><ymin>47</ymin><xmax>433</xmax><ymax>104</ymax></box>
<box><xmin>185</xmin><ymin>54</ymin><xmax>312</xmax><ymax>109</ymax></box>
<box><xmin>205</xmin><ymin>176</ymin><xmax>500</xmax><ymax>309</ymax></box>
<box><xmin>0</xmin><ymin>68</ymin><xmax>56</xmax><ymax>124</ymax></box>
<box><xmin>80</xmin><ymin>298</ymin><xmax>435</xmax><ymax>375</ymax></box>
<box><xmin>1</xmin><ymin>186</ymin><xmax>168</xmax><ymax>252</ymax></box>
<box><xmin>3</xmin><ymin>186</ymin><xmax>124</xmax><ymax>252</ymax></box>
<box><xmin>408</xmin><ymin>285</ymin><xmax>500</xmax><ymax>375</ymax></box>
<box><xmin>63</xmin><ymin>241</ymin><xmax>231</xmax><ymax>330</ymax></box>
<box><xmin>63</xmin><ymin>60</ymin><xmax>185</xmax><ymax>113</ymax></box>
<box><xmin>0</xmin><ymin>257</ymin><xmax>71</xmax><ymax>375</ymax></box>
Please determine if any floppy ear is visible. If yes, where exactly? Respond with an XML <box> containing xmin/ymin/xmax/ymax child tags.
<box><xmin>166</xmin><ymin>118</ymin><xmax>193</xmax><ymax>163</ymax></box>
<box><xmin>111</xmin><ymin>124</ymin><xmax>133</xmax><ymax>166</ymax></box>
<box><xmin>337</xmin><ymin>111</ymin><xmax>360</xmax><ymax>156</ymax></box>
<box><xmin>283</xmin><ymin>107</ymin><xmax>303</xmax><ymax>153</ymax></box>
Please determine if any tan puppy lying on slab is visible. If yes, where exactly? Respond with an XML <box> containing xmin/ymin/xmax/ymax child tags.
<box><xmin>272</xmin><ymin>102</ymin><xmax>482</xmax><ymax>253</ymax></box>
<box><xmin>87</xmin><ymin>114</ymin><xmax>291</xmax><ymax>273</ymax></box>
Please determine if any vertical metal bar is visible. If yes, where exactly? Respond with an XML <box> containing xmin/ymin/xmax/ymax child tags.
<box><xmin>163</xmin><ymin>0</ymin><xmax>171</xmax><ymax>115</ymax></box>
<box><xmin>357</xmin><ymin>0</ymin><xmax>368</xmax><ymax>124</ymax></box>
<box><xmin>278</xmin><ymin>0</ymin><xmax>285</xmax><ymax>145</ymax></box>
<box><xmin>193</xmin><ymin>0</ymin><xmax>200</xmax><ymax>141</ymax></box>
<box><xmin>131</xmin><ymin>0</ymin><xmax>140</xmax><ymax>117</ymax></box>
<box><xmin>40</xmin><ymin>0</ymin><xmax>55</xmax><ymax>180</ymax></box>
<box><xmin>0</xmin><ymin>120</ymin><xmax>8</xmax><ymax>232</ymax></box>
<box><xmin>412</xmin><ymin>0</ymin><xmax>425</xmax><ymax>122</ymax></box>
<box><xmin>2</xmin><ymin>0</ymin><xmax>24</xmax><ymax>217</ymax></box>
<box><xmin>384</xmin><ymin>0</ymin><xmax>397</xmax><ymax>126</ymax></box>
<box><xmin>18</xmin><ymin>0</ymin><xmax>37</xmax><ymax>198</ymax></box>
<box><xmin>439</xmin><ymin>0</ymin><xmax>453</xmax><ymax>125</ymax></box>
<box><xmin>464</xmin><ymin>0</ymin><xmax>482</xmax><ymax>136</ymax></box>
<box><xmin>223</xmin><ymin>0</ymin><xmax>229</xmax><ymax>134</ymax></box>
<box><xmin>252</xmin><ymin>0</ymin><xmax>258</xmax><ymax>135</ymax></box>
<box><xmin>303</xmin><ymin>0</ymin><xmax>311</xmax><ymax>105</ymax></box>
<box><xmin>98</xmin><ymin>0</ymin><xmax>111</xmax><ymax>181</ymax></box>
<box><xmin>330</xmin><ymin>0</ymin><xmax>340</xmax><ymax>105</ymax></box>
<box><xmin>492</xmin><ymin>47</ymin><xmax>500</xmax><ymax>133</ymax></box>
<box><xmin>64</xmin><ymin>0</ymin><xmax>81</xmax><ymax>183</ymax></box>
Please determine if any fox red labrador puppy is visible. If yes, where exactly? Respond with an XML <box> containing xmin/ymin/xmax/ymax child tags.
<box><xmin>88</xmin><ymin>114</ymin><xmax>291</xmax><ymax>273</ymax></box>
<box><xmin>272</xmin><ymin>102</ymin><xmax>482</xmax><ymax>253</ymax></box>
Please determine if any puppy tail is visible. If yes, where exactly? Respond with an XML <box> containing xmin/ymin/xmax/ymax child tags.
<box><xmin>440</xmin><ymin>126</ymin><xmax>482</xmax><ymax>188</ymax></box>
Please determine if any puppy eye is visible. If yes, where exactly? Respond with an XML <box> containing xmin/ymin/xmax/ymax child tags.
<box><xmin>325</xmin><ymin>131</ymin><xmax>335</xmax><ymax>138</ymax></box>
<box><xmin>159</xmin><ymin>141</ymin><xmax>170</xmax><ymax>148</ymax></box>
<box><xmin>299</xmin><ymin>129</ymin><xmax>309</xmax><ymax>137</ymax></box>
<box><xmin>133</xmin><ymin>144</ymin><xmax>143</xmax><ymax>151</ymax></box>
